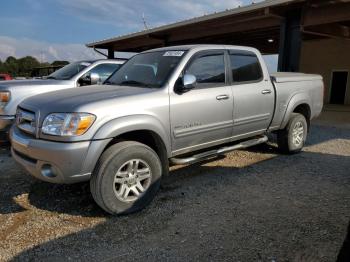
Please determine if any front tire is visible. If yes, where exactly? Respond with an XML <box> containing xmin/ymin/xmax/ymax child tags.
<box><xmin>90</xmin><ymin>141</ymin><xmax>162</xmax><ymax>215</ymax></box>
<box><xmin>277</xmin><ymin>113</ymin><xmax>308</xmax><ymax>154</ymax></box>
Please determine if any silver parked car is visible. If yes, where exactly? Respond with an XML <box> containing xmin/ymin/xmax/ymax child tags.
<box><xmin>0</xmin><ymin>59</ymin><xmax>126</xmax><ymax>135</ymax></box>
<box><xmin>11</xmin><ymin>45</ymin><xmax>324</xmax><ymax>215</ymax></box>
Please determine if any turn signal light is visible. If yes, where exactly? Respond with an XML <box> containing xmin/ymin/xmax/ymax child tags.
<box><xmin>0</xmin><ymin>91</ymin><xmax>10</xmax><ymax>102</ymax></box>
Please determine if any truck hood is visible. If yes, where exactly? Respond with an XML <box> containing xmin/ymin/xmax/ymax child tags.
<box><xmin>20</xmin><ymin>84</ymin><xmax>157</xmax><ymax>118</ymax></box>
<box><xmin>0</xmin><ymin>79</ymin><xmax>69</xmax><ymax>90</ymax></box>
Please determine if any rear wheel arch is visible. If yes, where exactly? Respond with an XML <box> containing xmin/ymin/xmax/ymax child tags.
<box><xmin>281</xmin><ymin>93</ymin><xmax>312</xmax><ymax>129</ymax></box>
<box><xmin>277</xmin><ymin>112</ymin><xmax>308</xmax><ymax>154</ymax></box>
<box><xmin>293</xmin><ymin>103</ymin><xmax>311</xmax><ymax>131</ymax></box>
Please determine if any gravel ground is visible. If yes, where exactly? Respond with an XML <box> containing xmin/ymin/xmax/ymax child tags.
<box><xmin>0</xmin><ymin>121</ymin><xmax>349</xmax><ymax>261</ymax></box>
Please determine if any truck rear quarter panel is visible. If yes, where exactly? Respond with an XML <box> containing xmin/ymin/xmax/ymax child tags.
<box><xmin>270</xmin><ymin>78</ymin><xmax>324</xmax><ymax>130</ymax></box>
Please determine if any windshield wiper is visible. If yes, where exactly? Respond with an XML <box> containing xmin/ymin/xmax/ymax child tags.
<box><xmin>119</xmin><ymin>80</ymin><xmax>155</xmax><ymax>88</ymax></box>
<box><xmin>119</xmin><ymin>80</ymin><xmax>145</xmax><ymax>86</ymax></box>
<box><xmin>46</xmin><ymin>76</ymin><xmax>57</xmax><ymax>80</ymax></box>
<box><xmin>104</xmin><ymin>80</ymin><xmax>114</xmax><ymax>85</ymax></box>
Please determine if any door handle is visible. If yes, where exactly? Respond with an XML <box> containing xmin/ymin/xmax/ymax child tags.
<box><xmin>216</xmin><ymin>95</ymin><xmax>229</xmax><ymax>100</ymax></box>
<box><xmin>261</xmin><ymin>89</ymin><xmax>272</xmax><ymax>95</ymax></box>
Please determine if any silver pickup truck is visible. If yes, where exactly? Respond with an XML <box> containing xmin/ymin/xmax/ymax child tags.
<box><xmin>10</xmin><ymin>45</ymin><xmax>324</xmax><ymax>215</ymax></box>
<box><xmin>0</xmin><ymin>59</ymin><xmax>125</xmax><ymax>137</ymax></box>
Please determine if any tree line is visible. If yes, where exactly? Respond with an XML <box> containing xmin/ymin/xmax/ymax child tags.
<box><xmin>0</xmin><ymin>56</ymin><xmax>69</xmax><ymax>77</ymax></box>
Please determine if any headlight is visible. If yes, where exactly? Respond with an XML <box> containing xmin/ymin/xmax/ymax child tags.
<box><xmin>42</xmin><ymin>113</ymin><xmax>96</xmax><ymax>136</ymax></box>
<box><xmin>0</xmin><ymin>91</ymin><xmax>11</xmax><ymax>108</ymax></box>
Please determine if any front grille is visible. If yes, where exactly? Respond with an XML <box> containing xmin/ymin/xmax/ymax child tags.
<box><xmin>16</xmin><ymin>108</ymin><xmax>36</xmax><ymax>136</ymax></box>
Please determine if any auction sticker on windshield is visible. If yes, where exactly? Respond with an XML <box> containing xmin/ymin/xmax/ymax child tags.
<box><xmin>163</xmin><ymin>51</ymin><xmax>185</xmax><ymax>57</ymax></box>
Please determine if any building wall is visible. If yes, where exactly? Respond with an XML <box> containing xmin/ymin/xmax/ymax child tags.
<box><xmin>299</xmin><ymin>38</ymin><xmax>350</xmax><ymax>105</ymax></box>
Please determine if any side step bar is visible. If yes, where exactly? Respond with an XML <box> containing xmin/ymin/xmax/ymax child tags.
<box><xmin>170</xmin><ymin>135</ymin><xmax>268</xmax><ymax>165</ymax></box>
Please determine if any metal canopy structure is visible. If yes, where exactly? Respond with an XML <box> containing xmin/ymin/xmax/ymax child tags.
<box><xmin>86</xmin><ymin>0</ymin><xmax>350</xmax><ymax>72</ymax></box>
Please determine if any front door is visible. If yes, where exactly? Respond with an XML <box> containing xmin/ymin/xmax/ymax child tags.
<box><xmin>170</xmin><ymin>50</ymin><xmax>233</xmax><ymax>154</ymax></box>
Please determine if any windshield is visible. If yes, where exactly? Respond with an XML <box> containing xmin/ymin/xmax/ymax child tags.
<box><xmin>47</xmin><ymin>61</ymin><xmax>92</xmax><ymax>80</ymax></box>
<box><xmin>105</xmin><ymin>51</ymin><xmax>185</xmax><ymax>88</ymax></box>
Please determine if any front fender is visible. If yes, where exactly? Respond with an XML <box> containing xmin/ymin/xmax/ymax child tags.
<box><xmin>280</xmin><ymin>93</ymin><xmax>311</xmax><ymax>129</ymax></box>
<box><xmin>93</xmin><ymin>115</ymin><xmax>171</xmax><ymax>156</ymax></box>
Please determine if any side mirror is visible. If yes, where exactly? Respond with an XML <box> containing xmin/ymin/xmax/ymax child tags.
<box><xmin>90</xmin><ymin>73</ymin><xmax>100</xmax><ymax>85</ymax></box>
<box><xmin>183</xmin><ymin>74</ymin><xmax>196</xmax><ymax>90</ymax></box>
<box><xmin>175</xmin><ymin>74</ymin><xmax>196</xmax><ymax>93</ymax></box>
<box><xmin>79</xmin><ymin>73</ymin><xmax>100</xmax><ymax>86</ymax></box>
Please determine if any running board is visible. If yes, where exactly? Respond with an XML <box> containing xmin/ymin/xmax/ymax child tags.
<box><xmin>170</xmin><ymin>135</ymin><xmax>268</xmax><ymax>165</ymax></box>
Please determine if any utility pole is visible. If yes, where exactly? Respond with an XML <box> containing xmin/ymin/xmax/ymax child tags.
<box><xmin>40</xmin><ymin>51</ymin><xmax>44</xmax><ymax>63</ymax></box>
<box><xmin>142</xmin><ymin>13</ymin><xmax>149</xmax><ymax>30</ymax></box>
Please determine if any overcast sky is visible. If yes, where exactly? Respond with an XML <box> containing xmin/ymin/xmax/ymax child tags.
<box><xmin>0</xmin><ymin>0</ymin><xmax>266</xmax><ymax>63</ymax></box>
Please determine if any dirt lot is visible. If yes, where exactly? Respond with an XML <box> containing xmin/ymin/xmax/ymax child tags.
<box><xmin>0</xmin><ymin>113</ymin><xmax>349</xmax><ymax>261</ymax></box>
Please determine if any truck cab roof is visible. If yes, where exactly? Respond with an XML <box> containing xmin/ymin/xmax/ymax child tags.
<box><xmin>144</xmin><ymin>44</ymin><xmax>259</xmax><ymax>53</ymax></box>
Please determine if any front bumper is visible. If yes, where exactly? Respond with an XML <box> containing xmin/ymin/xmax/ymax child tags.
<box><xmin>10</xmin><ymin>126</ymin><xmax>112</xmax><ymax>184</ymax></box>
<box><xmin>0</xmin><ymin>115</ymin><xmax>15</xmax><ymax>131</ymax></box>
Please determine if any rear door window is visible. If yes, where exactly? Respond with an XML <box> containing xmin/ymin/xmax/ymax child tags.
<box><xmin>229</xmin><ymin>51</ymin><xmax>263</xmax><ymax>83</ymax></box>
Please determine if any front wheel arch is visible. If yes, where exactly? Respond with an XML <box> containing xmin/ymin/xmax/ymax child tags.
<box><xmin>102</xmin><ymin>129</ymin><xmax>169</xmax><ymax>177</ymax></box>
<box><xmin>93</xmin><ymin>115</ymin><xmax>171</xmax><ymax>156</ymax></box>
<box><xmin>90</xmin><ymin>141</ymin><xmax>163</xmax><ymax>215</ymax></box>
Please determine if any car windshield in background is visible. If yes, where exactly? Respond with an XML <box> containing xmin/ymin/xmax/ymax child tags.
<box><xmin>47</xmin><ymin>61</ymin><xmax>92</xmax><ymax>80</ymax></box>
<box><xmin>106</xmin><ymin>51</ymin><xmax>185</xmax><ymax>88</ymax></box>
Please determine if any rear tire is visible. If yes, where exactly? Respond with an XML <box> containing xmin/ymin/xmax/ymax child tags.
<box><xmin>90</xmin><ymin>141</ymin><xmax>162</xmax><ymax>215</ymax></box>
<box><xmin>277</xmin><ymin>113</ymin><xmax>308</xmax><ymax>154</ymax></box>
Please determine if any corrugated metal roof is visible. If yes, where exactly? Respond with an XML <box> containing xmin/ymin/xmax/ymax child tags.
<box><xmin>86</xmin><ymin>0</ymin><xmax>298</xmax><ymax>47</ymax></box>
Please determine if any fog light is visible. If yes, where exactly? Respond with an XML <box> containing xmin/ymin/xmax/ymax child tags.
<box><xmin>41</xmin><ymin>164</ymin><xmax>57</xmax><ymax>178</ymax></box>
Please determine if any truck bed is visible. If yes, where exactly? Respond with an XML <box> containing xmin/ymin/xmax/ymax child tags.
<box><xmin>269</xmin><ymin>72</ymin><xmax>324</xmax><ymax>130</ymax></box>
<box><xmin>271</xmin><ymin>72</ymin><xmax>322</xmax><ymax>83</ymax></box>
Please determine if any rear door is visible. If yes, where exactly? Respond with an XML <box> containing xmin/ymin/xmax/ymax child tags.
<box><xmin>170</xmin><ymin>50</ymin><xmax>234</xmax><ymax>153</ymax></box>
<box><xmin>229</xmin><ymin>50</ymin><xmax>274</xmax><ymax>137</ymax></box>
